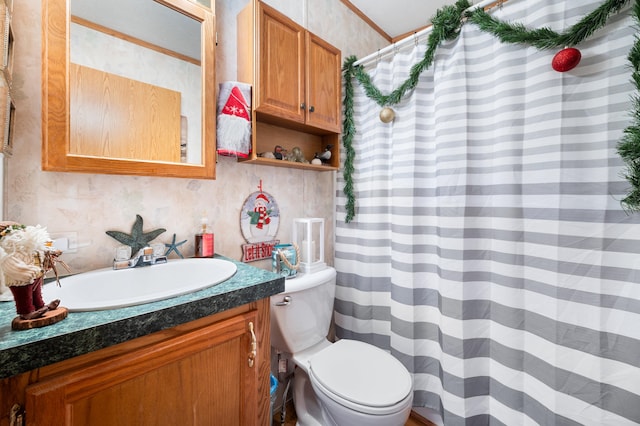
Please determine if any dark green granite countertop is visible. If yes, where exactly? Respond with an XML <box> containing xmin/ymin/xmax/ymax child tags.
<box><xmin>0</xmin><ymin>255</ymin><xmax>284</xmax><ymax>379</ymax></box>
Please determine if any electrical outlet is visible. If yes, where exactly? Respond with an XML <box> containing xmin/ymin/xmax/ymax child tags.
<box><xmin>49</xmin><ymin>232</ymin><xmax>79</xmax><ymax>253</ymax></box>
<box><xmin>51</xmin><ymin>237</ymin><xmax>69</xmax><ymax>251</ymax></box>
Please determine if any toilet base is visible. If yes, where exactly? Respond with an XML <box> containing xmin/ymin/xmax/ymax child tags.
<box><xmin>292</xmin><ymin>367</ymin><xmax>324</xmax><ymax>426</ymax></box>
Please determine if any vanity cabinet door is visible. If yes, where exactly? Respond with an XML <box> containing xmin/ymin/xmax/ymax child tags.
<box><xmin>24</xmin><ymin>311</ymin><xmax>263</xmax><ymax>426</ymax></box>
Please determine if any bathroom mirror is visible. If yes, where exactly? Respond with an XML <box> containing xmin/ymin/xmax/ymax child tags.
<box><xmin>42</xmin><ymin>0</ymin><xmax>216</xmax><ymax>179</ymax></box>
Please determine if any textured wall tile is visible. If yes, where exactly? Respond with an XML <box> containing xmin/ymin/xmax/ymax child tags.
<box><xmin>7</xmin><ymin>0</ymin><xmax>385</xmax><ymax>273</ymax></box>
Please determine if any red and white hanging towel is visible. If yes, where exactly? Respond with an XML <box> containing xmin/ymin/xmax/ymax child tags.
<box><xmin>216</xmin><ymin>82</ymin><xmax>252</xmax><ymax>158</ymax></box>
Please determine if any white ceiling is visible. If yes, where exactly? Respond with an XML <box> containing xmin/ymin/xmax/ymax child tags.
<box><xmin>348</xmin><ymin>0</ymin><xmax>456</xmax><ymax>39</ymax></box>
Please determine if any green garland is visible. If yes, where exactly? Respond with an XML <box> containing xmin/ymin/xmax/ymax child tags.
<box><xmin>342</xmin><ymin>0</ymin><xmax>634</xmax><ymax>223</ymax></box>
<box><xmin>617</xmin><ymin>0</ymin><xmax>640</xmax><ymax>211</ymax></box>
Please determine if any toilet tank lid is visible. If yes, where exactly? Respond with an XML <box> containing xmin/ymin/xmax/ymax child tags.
<box><xmin>309</xmin><ymin>339</ymin><xmax>413</xmax><ymax>408</ymax></box>
<box><xmin>282</xmin><ymin>267</ymin><xmax>336</xmax><ymax>293</ymax></box>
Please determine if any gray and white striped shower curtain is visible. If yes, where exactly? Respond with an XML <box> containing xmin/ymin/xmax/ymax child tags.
<box><xmin>334</xmin><ymin>0</ymin><xmax>640</xmax><ymax>424</ymax></box>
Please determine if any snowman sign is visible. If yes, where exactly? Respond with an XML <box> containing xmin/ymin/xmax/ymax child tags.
<box><xmin>240</xmin><ymin>181</ymin><xmax>280</xmax><ymax>262</ymax></box>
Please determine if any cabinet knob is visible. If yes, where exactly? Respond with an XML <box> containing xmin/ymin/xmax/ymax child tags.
<box><xmin>300</xmin><ymin>103</ymin><xmax>306</xmax><ymax>110</ymax></box>
<box><xmin>309</xmin><ymin>105</ymin><xmax>315</xmax><ymax>113</ymax></box>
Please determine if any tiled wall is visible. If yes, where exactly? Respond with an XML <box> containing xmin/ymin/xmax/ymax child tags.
<box><xmin>6</xmin><ymin>0</ymin><xmax>387</xmax><ymax>273</ymax></box>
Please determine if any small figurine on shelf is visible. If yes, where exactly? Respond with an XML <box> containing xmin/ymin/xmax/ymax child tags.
<box><xmin>285</xmin><ymin>146</ymin><xmax>308</xmax><ymax>163</ymax></box>
<box><xmin>314</xmin><ymin>144</ymin><xmax>333</xmax><ymax>164</ymax></box>
<box><xmin>273</xmin><ymin>145</ymin><xmax>286</xmax><ymax>160</ymax></box>
<box><xmin>0</xmin><ymin>221</ymin><xmax>69</xmax><ymax>329</ymax></box>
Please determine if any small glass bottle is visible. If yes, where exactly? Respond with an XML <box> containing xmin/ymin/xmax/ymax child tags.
<box><xmin>195</xmin><ymin>214</ymin><xmax>214</xmax><ymax>257</ymax></box>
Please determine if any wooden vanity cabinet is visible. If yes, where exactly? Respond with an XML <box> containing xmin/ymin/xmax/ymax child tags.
<box><xmin>1</xmin><ymin>299</ymin><xmax>271</xmax><ymax>426</ymax></box>
<box><xmin>237</xmin><ymin>0</ymin><xmax>342</xmax><ymax>171</ymax></box>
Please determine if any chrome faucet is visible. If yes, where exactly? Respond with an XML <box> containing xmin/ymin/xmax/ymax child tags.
<box><xmin>113</xmin><ymin>246</ymin><xmax>167</xmax><ymax>270</ymax></box>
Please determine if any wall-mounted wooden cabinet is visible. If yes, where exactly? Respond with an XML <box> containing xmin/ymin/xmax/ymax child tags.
<box><xmin>237</xmin><ymin>0</ymin><xmax>341</xmax><ymax>171</ymax></box>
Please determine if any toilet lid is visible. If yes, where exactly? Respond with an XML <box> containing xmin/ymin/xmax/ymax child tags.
<box><xmin>309</xmin><ymin>339</ymin><xmax>412</xmax><ymax>408</ymax></box>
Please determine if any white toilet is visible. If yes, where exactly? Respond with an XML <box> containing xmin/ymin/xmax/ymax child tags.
<box><xmin>271</xmin><ymin>267</ymin><xmax>413</xmax><ymax>426</ymax></box>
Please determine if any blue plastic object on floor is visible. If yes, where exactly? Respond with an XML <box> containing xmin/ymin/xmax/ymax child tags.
<box><xmin>270</xmin><ymin>374</ymin><xmax>278</xmax><ymax>415</ymax></box>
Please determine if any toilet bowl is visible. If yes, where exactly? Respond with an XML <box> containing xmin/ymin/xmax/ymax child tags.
<box><xmin>271</xmin><ymin>268</ymin><xmax>413</xmax><ymax>426</ymax></box>
<box><xmin>307</xmin><ymin>339</ymin><xmax>413</xmax><ymax>425</ymax></box>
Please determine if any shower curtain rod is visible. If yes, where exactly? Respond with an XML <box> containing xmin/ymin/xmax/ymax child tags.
<box><xmin>354</xmin><ymin>0</ymin><xmax>506</xmax><ymax>67</ymax></box>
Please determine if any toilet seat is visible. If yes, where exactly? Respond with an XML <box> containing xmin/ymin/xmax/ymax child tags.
<box><xmin>308</xmin><ymin>339</ymin><xmax>413</xmax><ymax>415</ymax></box>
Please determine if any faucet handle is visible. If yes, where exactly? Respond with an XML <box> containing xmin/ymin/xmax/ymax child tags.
<box><xmin>151</xmin><ymin>243</ymin><xmax>168</xmax><ymax>265</ymax></box>
<box><xmin>151</xmin><ymin>243</ymin><xmax>165</xmax><ymax>258</ymax></box>
<box><xmin>115</xmin><ymin>245</ymin><xmax>132</xmax><ymax>261</ymax></box>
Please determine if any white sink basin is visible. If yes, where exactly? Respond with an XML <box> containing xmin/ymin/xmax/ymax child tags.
<box><xmin>42</xmin><ymin>258</ymin><xmax>237</xmax><ymax>312</ymax></box>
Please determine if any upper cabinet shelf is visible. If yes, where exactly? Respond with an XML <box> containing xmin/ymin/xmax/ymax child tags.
<box><xmin>237</xmin><ymin>0</ymin><xmax>342</xmax><ymax>171</ymax></box>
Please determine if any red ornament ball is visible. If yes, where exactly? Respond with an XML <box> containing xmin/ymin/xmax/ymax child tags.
<box><xmin>552</xmin><ymin>47</ymin><xmax>581</xmax><ymax>72</ymax></box>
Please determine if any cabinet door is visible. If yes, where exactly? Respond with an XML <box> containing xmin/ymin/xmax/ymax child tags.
<box><xmin>24</xmin><ymin>312</ymin><xmax>260</xmax><ymax>426</ymax></box>
<box><xmin>257</xmin><ymin>3</ymin><xmax>305</xmax><ymax>124</ymax></box>
<box><xmin>305</xmin><ymin>33</ymin><xmax>341</xmax><ymax>133</ymax></box>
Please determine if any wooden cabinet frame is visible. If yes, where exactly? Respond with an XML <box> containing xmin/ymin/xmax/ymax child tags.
<box><xmin>237</xmin><ymin>0</ymin><xmax>341</xmax><ymax>171</ymax></box>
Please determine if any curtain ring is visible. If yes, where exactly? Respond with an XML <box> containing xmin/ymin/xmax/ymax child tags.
<box><xmin>414</xmin><ymin>33</ymin><xmax>419</xmax><ymax>47</ymax></box>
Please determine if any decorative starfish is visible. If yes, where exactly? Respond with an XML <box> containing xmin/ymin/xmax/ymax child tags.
<box><xmin>106</xmin><ymin>215</ymin><xmax>166</xmax><ymax>255</ymax></box>
<box><xmin>164</xmin><ymin>233</ymin><xmax>187</xmax><ymax>259</ymax></box>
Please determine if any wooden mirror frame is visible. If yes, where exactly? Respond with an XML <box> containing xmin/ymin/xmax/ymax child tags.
<box><xmin>42</xmin><ymin>0</ymin><xmax>216</xmax><ymax>179</ymax></box>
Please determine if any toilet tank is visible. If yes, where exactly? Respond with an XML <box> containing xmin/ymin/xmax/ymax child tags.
<box><xmin>270</xmin><ymin>267</ymin><xmax>336</xmax><ymax>354</ymax></box>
